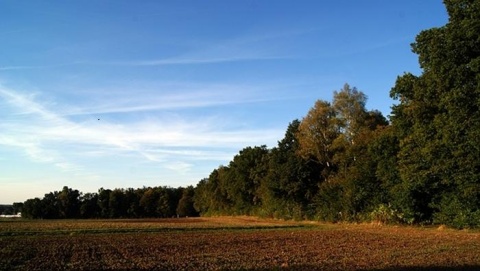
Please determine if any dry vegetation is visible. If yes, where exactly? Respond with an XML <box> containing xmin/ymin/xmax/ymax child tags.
<box><xmin>1</xmin><ymin>217</ymin><xmax>479</xmax><ymax>270</ymax></box>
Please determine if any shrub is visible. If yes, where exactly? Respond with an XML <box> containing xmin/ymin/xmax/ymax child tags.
<box><xmin>369</xmin><ymin>204</ymin><xmax>412</xmax><ymax>225</ymax></box>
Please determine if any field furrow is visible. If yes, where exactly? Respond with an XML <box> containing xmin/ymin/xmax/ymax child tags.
<box><xmin>1</xmin><ymin>217</ymin><xmax>479</xmax><ymax>270</ymax></box>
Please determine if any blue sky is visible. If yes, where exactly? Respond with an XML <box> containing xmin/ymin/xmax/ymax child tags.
<box><xmin>1</xmin><ymin>1</ymin><xmax>448</xmax><ymax>204</ymax></box>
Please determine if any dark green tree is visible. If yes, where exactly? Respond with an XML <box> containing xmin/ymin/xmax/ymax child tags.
<box><xmin>80</xmin><ymin>192</ymin><xmax>100</xmax><ymax>218</ymax></box>
<box><xmin>125</xmin><ymin>188</ymin><xmax>142</xmax><ymax>218</ymax></box>
<box><xmin>42</xmin><ymin>191</ymin><xmax>60</xmax><ymax>219</ymax></box>
<box><xmin>139</xmin><ymin>187</ymin><xmax>158</xmax><ymax>217</ymax></box>
<box><xmin>21</xmin><ymin>198</ymin><xmax>42</xmax><ymax>219</ymax></box>
<box><xmin>156</xmin><ymin>187</ymin><xmax>180</xmax><ymax>218</ymax></box>
<box><xmin>225</xmin><ymin>145</ymin><xmax>270</xmax><ymax>214</ymax></box>
<box><xmin>177</xmin><ymin>186</ymin><xmax>199</xmax><ymax>217</ymax></box>
<box><xmin>109</xmin><ymin>189</ymin><xmax>128</xmax><ymax>218</ymax></box>
<box><xmin>390</xmin><ymin>0</ymin><xmax>480</xmax><ymax>227</ymax></box>
<box><xmin>262</xmin><ymin>120</ymin><xmax>321</xmax><ymax>220</ymax></box>
<box><xmin>12</xmin><ymin>202</ymin><xmax>23</xmax><ymax>215</ymax></box>
<box><xmin>97</xmin><ymin>188</ymin><xmax>112</xmax><ymax>218</ymax></box>
<box><xmin>58</xmin><ymin>186</ymin><xmax>81</xmax><ymax>219</ymax></box>
<box><xmin>193</xmin><ymin>167</ymin><xmax>232</xmax><ymax>215</ymax></box>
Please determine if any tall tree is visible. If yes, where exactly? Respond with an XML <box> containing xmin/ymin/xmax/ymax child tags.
<box><xmin>225</xmin><ymin>146</ymin><xmax>270</xmax><ymax>214</ymax></box>
<box><xmin>139</xmin><ymin>188</ymin><xmax>158</xmax><ymax>217</ymax></box>
<box><xmin>42</xmin><ymin>191</ymin><xmax>60</xmax><ymax>219</ymax></box>
<box><xmin>296</xmin><ymin>100</ymin><xmax>339</xmax><ymax>178</ymax></box>
<box><xmin>109</xmin><ymin>189</ymin><xmax>127</xmax><ymax>218</ymax></box>
<box><xmin>193</xmin><ymin>167</ymin><xmax>232</xmax><ymax>215</ymax></box>
<box><xmin>177</xmin><ymin>186</ymin><xmax>198</xmax><ymax>217</ymax></box>
<box><xmin>97</xmin><ymin>188</ymin><xmax>112</xmax><ymax>218</ymax></box>
<box><xmin>22</xmin><ymin>198</ymin><xmax>43</xmax><ymax>219</ymax></box>
<box><xmin>80</xmin><ymin>193</ymin><xmax>100</xmax><ymax>218</ymax></box>
<box><xmin>262</xmin><ymin>120</ymin><xmax>321</xmax><ymax>219</ymax></box>
<box><xmin>390</xmin><ymin>0</ymin><xmax>480</xmax><ymax>227</ymax></box>
<box><xmin>58</xmin><ymin>186</ymin><xmax>81</xmax><ymax>219</ymax></box>
<box><xmin>333</xmin><ymin>83</ymin><xmax>368</xmax><ymax>145</ymax></box>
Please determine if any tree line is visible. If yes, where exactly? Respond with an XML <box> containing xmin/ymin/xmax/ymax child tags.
<box><xmin>0</xmin><ymin>204</ymin><xmax>22</xmax><ymax>216</ymax></box>
<box><xmin>17</xmin><ymin>0</ymin><xmax>480</xmax><ymax>228</ymax></box>
<box><xmin>194</xmin><ymin>0</ymin><xmax>480</xmax><ymax>228</ymax></box>
<box><xmin>194</xmin><ymin>84</ymin><xmax>392</xmax><ymax>223</ymax></box>
<box><xmin>19</xmin><ymin>186</ymin><xmax>198</xmax><ymax>219</ymax></box>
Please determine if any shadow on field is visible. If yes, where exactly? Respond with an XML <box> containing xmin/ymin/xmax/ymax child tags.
<box><xmin>369</xmin><ymin>266</ymin><xmax>480</xmax><ymax>271</ymax></box>
<box><xmin>241</xmin><ymin>265</ymin><xmax>480</xmax><ymax>271</ymax></box>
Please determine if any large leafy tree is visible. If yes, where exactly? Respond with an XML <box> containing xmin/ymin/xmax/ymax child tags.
<box><xmin>296</xmin><ymin>84</ymin><xmax>389</xmax><ymax>221</ymax></box>
<box><xmin>296</xmin><ymin>100</ymin><xmax>339</xmax><ymax>178</ymax></box>
<box><xmin>390</xmin><ymin>0</ymin><xmax>480</xmax><ymax>227</ymax></box>
<box><xmin>109</xmin><ymin>189</ymin><xmax>128</xmax><ymax>218</ymax></box>
<box><xmin>80</xmin><ymin>192</ymin><xmax>100</xmax><ymax>218</ymax></box>
<box><xmin>22</xmin><ymin>198</ymin><xmax>43</xmax><ymax>219</ymax></box>
<box><xmin>58</xmin><ymin>186</ymin><xmax>81</xmax><ymax>219</ymax></box>
<box><xmin>262</xmin><ymin>120</ymin><xmax>321</xmax><ymax>219</ymax></box>
<box><xmin>196</xmin><ymin>167</ymin><xmax>233</xmax><ymax>215</ymax></box>
<box><xmin>333</xmin><ymin>84</ymin><xmax>368</xmax><ymax>145</ymax></box>
<box><xmin>177</xmin><ymin>186</ymin><xmax>198</xmax><ymax>217</ymax></box>
<box><xmin>225</xmin><ymin>145</ymin><xmax>270</xmax><ymax>214</ymax></box>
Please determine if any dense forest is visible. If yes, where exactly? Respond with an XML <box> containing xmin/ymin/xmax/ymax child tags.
<box><xmin>19</xmin><ymin>186</ymin><xmax>198</xmax><ymax>219</ymax></box>
<box><xmin>17</xmin><ymin>0</ymin><xmax>480</xmax><ymax>228</ymax></box>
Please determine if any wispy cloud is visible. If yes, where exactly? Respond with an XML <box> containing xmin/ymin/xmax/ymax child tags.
<box><xmin>0</xmin><ymin>83</ymin><xmax>283</xmax><ymax>177</ymax></box>
<box><xmin>0</xmin><ymin>62</ymin><xmax>85</xmax><ymax>71</ymax></box>
<box><xmin>0</xmin><ymin>27</ymin><xmax>302</xmax><ymax>188</ymax></box>
<box><xmin>0</xmin><ymin>28</ymin><xmax>33</xmax><ymax>36</ymax></box>
<box><xmin>59</xmin><ymin>81</ymin><xmax>296</xmax><ymax>116</ymax></box>
<box><xmin>105</xmin><ymin>56</ymin><xmax>288</xmax><ymax>67</ymax></box>
<box><xmin>89</xmin><ymin>28</ymin><xmax>307</xmax><ymax>67</ymax></box>
<box><xmin>0</xmin><ymin>27</ymin><xmax>309</xmax><ymax>72</ymax></box>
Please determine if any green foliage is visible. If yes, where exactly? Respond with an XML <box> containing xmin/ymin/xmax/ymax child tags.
<box><xmin>193</xmin><ymin>168</ymin><xmax>235</xmax><ymax>215</ymax></box>
<box><xmin>369</xmin><ymin>204</ymin><xmax>412</xmax><ymax>225</ymax></box>
<box><xmin>390</xmin><ymin>0</ymin><xmax>480</xmax><ymax>226</ymax></box>
<box><xmin>434</xmin><ymin>193</ymin><xmax>480</xmax><ymax>229</ymax></box>
<box><xmin>296</xmin><ymin>100</ymin><xmax>338</xmax><ymax>173</ymax></box>
<box><xmin>0</xmin><ymin>205</ymin><xmax>15</xmax><ymax>215</ymax></box>
<box><xmin>262</xmin><ymin>120</ymin><xmax>321</xmax><ymax>220</ymax></box>
<box><xmin>21</xmin><ymin>186</ymin><xmax>196</xmax><ymax>219</ymax></box>
<box><xmin>193</xmin><ymin>84</ymin><xmax>392</xmax><ymax>223</ymax></box>
<box><xmin>21</xmin><ymin>198</ymin><xmax>43</xmax><ymax>219</ymax></box>
<box><xmin>225</xmin><ymin>146</ymin><xmax>270</xmax><ymax>214</ymax></box>
<box><xmin>58</xmin><ymin>186</ymin><xmax>81</xmax><ymax>219</ymax></box>
<box><xmin>80</xmin><ymin>193</ymin><xmax>100</xmax><ymax>218</ymax></box>
<box><xmin>177</xmin><ymin>186</ymin><xmax>198</xmax><ymax>217</ymax></box>
<box><xmin>313</xmin><ymin>179</ymin><xmax>346</xmax><ymax>222</ymax></box>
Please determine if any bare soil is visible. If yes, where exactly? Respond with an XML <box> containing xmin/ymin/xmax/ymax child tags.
<box><xmin>0</xmin><ymin>217</ymin><xmax>479</xmax><ymax>270</ymax></box>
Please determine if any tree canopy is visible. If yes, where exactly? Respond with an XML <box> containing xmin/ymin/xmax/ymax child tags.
<box><xmin>390</xmin><ymin>0</ymin><xmax>480</xmax><ymax>227</ymax></box>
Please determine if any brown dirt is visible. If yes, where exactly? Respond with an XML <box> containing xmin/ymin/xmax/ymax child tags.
<box><xmin>0</xmin><ymin>217</ymin><xmax>479</xmax><ymax>270</ymax></box>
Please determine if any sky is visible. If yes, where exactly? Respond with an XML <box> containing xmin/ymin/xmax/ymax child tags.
<box><xmin>0</xmin><ymin>1</ymin><xmax>448</xmax><ymax>204</ymax></box>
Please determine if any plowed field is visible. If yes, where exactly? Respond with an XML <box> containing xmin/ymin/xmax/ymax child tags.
<box><xmin>1</xmin><ymin>217</ymin><xmax>479</xmax><ymax>270</ymax></box>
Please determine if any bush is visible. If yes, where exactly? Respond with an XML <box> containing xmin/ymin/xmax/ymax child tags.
<box><xmin>434</xmin><ymin>197</ymin><xmax>480</xmax><ymax>229</ymax></box>
<box><xmin>369</xmin><ymin>204</ymin><xmax>412</xmax><ymax>225</ymax></box>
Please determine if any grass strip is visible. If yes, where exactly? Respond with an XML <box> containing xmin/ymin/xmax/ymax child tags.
<box><xmin>0</xmin><ymin>224</ymin><xmax>318</xmax><ymax>237</ymax></box>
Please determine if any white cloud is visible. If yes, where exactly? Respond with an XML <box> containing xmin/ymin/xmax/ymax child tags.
<box><xmin>59</xmin><ymin>81</ymin><xmax>291</xmax><ymax>116</ymax></box>
<box><xmin>86</xmin><ymin>27</ymin><xmax>309</xmax><ymax>68</ymax></box>
<box><xmin>0</xmin><ymin>83</ymin><xmax>284</xmax><ymax>178</ymax></box>
<box><xmin>110</xmin><ymin>55</ymin><xmax>286</xmax><ymax>66</ymax></box>
<box><xmin>0</xmin><ymin>62</ymin><xmax>83</xmax><ymax>71</ymax></box>
<box><xmin>164</xmin><ymin>161</ymin><xmax>193</xmax><ymax>174</ymax></box>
